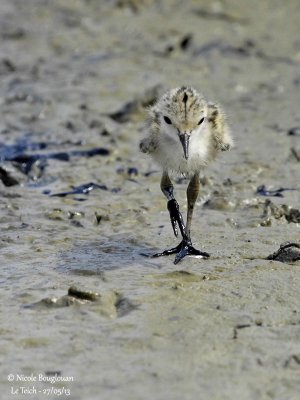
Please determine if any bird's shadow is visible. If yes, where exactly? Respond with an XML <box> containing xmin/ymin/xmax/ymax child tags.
<box><xmin>56</xmin><ymin>234</ymin><xmax>160</xmax><ymax>275</ymax></box>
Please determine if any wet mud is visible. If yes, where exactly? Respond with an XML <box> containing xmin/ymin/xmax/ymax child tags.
<box><xmin>0</xmin><ymin>1</ymin><xmax>300</xmax><ymax>399</ymax></box>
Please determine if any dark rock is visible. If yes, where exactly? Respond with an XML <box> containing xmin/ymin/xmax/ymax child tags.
<box><xmin>0</xmin><ymin>166</ymin><xmax>19</xmax><ymax>186</ymax></box>
<box><xmin>64</xmin><ymin>121</ymin><xmax>76</xmax><ymax>131</ymax></box>
<box><xmin>266</xmin><ymin>242</ymin><xmax>300</xmax><ymax>263</ymax></box>
<box><xmin>285</xmin><ymin>208</ymin><xmax>300</xmax><ymax>223</ymax></box>
<box><xmin>287</xmin><ymin>127</ymin><xmax>300</xmax><ymax>136</ymax></box>
<box><xmin>95</xmin><ymin>212</ymin><xmax>102</xmax><ymax>224</ymax></box>
<box><xmin>180</xmin><ymin>34</ymin><xmax>193</xmax><ymax>51</ymax></box>
<box><xmin>127</xmin><ymin>167</ymin><xmax>138</xmax><ymax>176</ymax></box>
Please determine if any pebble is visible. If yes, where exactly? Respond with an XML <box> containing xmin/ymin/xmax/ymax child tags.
<box><xmin>266</xmin><ymin>242</ymin><xmax>300</xmax><ymax>263</ymax></box>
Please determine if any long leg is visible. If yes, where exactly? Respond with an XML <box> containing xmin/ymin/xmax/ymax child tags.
<box><xmin>152</xmin><ymin>171</ymin><xmax>187</xmax><ymax>259</ymax></box>
<box><xmin>171</xmin><ymin>173</ymin><xmax>209</xmax><ymax>263</ymax></box>
<box><xmin>186</xmin><ymin>173</ymin><xmax>200</xmax><ymax>239</ymax></box>
<box><xmin>153</xmin><ymin>172</ymin><xmax>209</xmax><ymax>264</ymax></box>
<box><xmin>160</xmin><ymin>171</ymin><xmax>186</xmax><ymax>238</ymax></box>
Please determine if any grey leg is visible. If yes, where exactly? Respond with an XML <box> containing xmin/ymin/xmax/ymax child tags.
<box><xmin>160</xmin><ymin>171</ymin><xmax>186</xmax><ymax>238</ymax></box>
<box><xmin>152</xmin><ymin>171</ymin><xmax>209</xmax><ymax>264</ymax></box>
<box><xmin>160</xmin><ymin>171</ymin><xmax>174</xmax><ymax>200</ymax></box>
<box><xmin>186</xmin><ymin>173</ymin><xmax>200</xmax><ymax>239</ymax></box>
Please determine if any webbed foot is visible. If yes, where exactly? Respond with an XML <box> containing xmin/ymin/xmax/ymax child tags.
<box><xmin>152</xmin><ymin>239</ymin><xmax>210</xmax><ymax>265</ymax></box>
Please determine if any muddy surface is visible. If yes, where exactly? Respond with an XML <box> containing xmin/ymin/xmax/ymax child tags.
<box><xmin>0</xmin><ymin>1</ymin><xmax>300</xmax><ymax>399</ymax></box>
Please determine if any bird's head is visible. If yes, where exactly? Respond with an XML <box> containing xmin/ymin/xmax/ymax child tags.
<box><xmin>154</xmin><ymin>86</ymin><xmax>208</xmax><ymax>160</ymax></box>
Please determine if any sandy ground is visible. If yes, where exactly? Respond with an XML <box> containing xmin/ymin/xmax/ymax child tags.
<box><xmin>0</xmin><ymin>1</ymin><xmax>300</xmax><ymax>399</ymax></box>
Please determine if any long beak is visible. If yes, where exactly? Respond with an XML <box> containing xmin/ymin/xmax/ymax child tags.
<box><xmin>179</xmin><ymin>133</ymin><xmax>190</xmax><ymax>160</ymax></box>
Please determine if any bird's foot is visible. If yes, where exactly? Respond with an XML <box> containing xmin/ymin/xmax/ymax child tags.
<box><xmin>152</xmin><ymin>239</ymin><xmax>210</xmax><ymax>265</ymax></box>
<box><xmin>167</xmin><ymin>199</ymin><xmax>186</xmax><ymax>237</ymax></box>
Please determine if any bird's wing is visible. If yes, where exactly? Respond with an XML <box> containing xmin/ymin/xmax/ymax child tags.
<box><xmin>139</xmin><ymin>136</ymin><xmax>158</xmax><ymax>154</ymax></box>
<box><xmin>207</xmin><ymin>103</ymin><xmax>233</xmax><ymax>151</ymax></box>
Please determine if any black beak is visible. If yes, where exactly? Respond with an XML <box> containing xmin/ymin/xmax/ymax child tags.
<box><xmin>179</xmin><ymin>133</ymin><xmax>190</xmax><ymax>160</ymax></box>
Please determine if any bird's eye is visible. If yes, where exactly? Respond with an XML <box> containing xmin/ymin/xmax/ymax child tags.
<box><xmin>198</xmin><ymin>117</ymin><xmax>205</xmax><ymax>125</ymax></box>
<box><xmin>164</xmin><ymin>116</ymin><xmax>172</xmax><ymax>125</ymax></box>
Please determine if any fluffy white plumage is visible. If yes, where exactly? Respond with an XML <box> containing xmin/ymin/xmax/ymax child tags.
<box><xmin>140</xmin><ymin>86</ymin><xmax>233</xmax><ymax>176</ymax></box>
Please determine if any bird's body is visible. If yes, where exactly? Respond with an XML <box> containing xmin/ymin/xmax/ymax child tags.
<box><xmin>140</xmin><ymin>86</ymin><xmax>233</xmax><ymax>264</ymax></box>
<box><xmin>145</xmin><ymin>124</ymin><xmax>209</xmax><ymax>175</ymax></box>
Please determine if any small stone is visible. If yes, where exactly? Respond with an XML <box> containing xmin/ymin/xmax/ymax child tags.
<box><xmin>46</xmin><ymin>208</ymin><xmax>64</xmax><ymax>220</ymax></box>
<box><xmin>127</xmin><ymin>167</ymin><xmax>138</xmax><ymax>176</ymax></box>
<box><xmin>89</xmin><ymin>119</ymin><xmax>104</xmax><ymax>129</ymax></box>
<box><xmin>64</xmin><ymin>121</ymin><xmax>75</xmax><ymax>131</ymax></box>
<box><xmin>287</xmin><ymin>127</ymin><xmax>300</xmax><ymax>136</ymax></box>
<box><xmin>266</xmin><ymin>242</ymin><xmax>300</xmax><ymax>263</ymax></box>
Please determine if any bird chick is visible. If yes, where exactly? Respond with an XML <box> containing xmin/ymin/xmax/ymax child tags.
<box><xmin>140</xmin><ymin>86</ymin><xmax>233</xmax><ymax>264</ymax></box>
